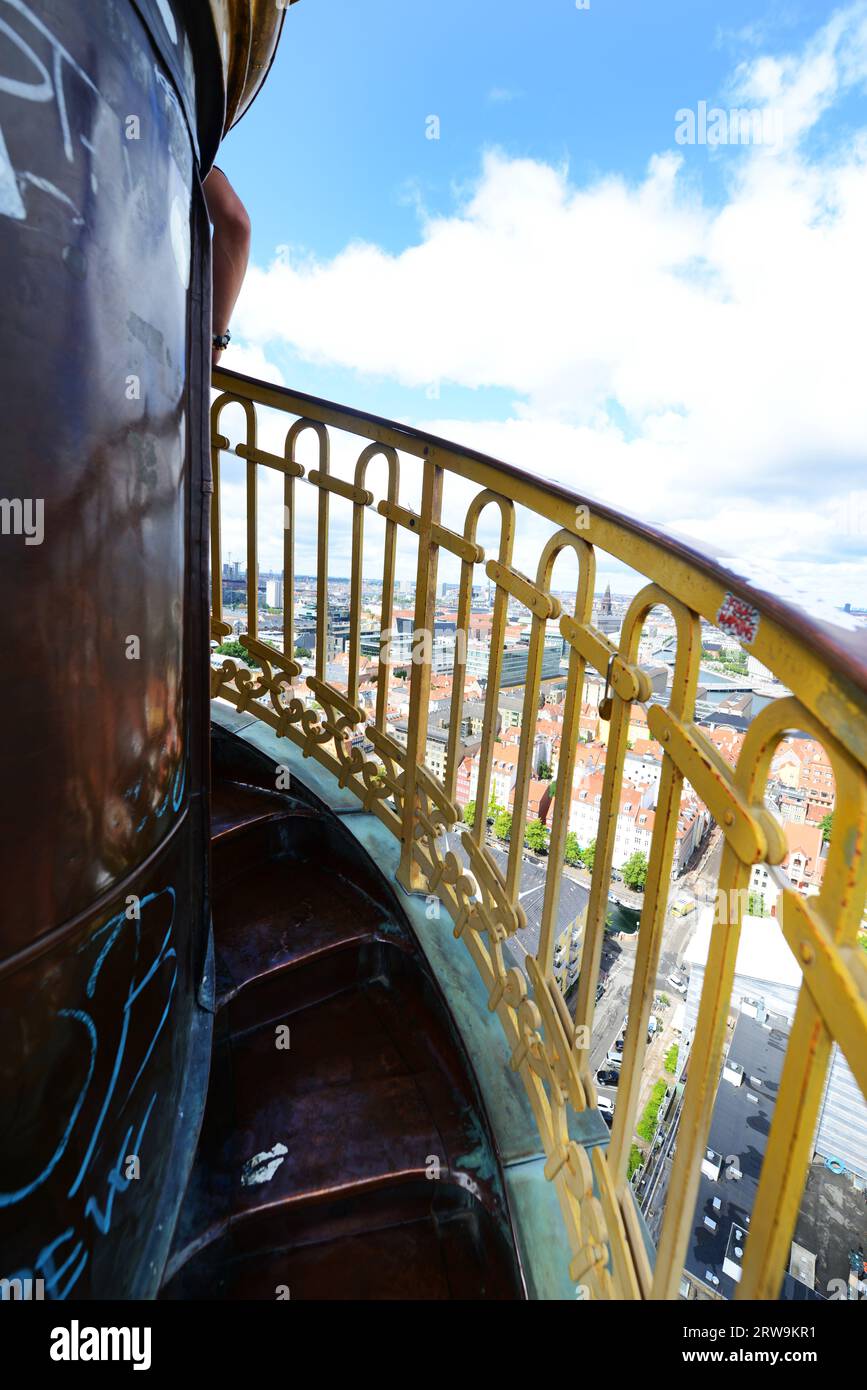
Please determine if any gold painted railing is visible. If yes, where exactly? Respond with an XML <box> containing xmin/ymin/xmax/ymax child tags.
<box><xmin>209</xmin><ymin>365</ymin><xmax>867</xmax><ymax>1300</ymax></box>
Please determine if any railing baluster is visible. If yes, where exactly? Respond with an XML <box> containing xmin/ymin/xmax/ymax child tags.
<box><xmin>534</xmin><ymin>535</ymin><xmax>595</xmax><ymax>974</ymax></box>
<box><xmin>466</xmin><ymin>494</ymin><xmax>515</xmax><ymax>846</ymax></box>
<box><xmin>571</xmin><ymin>635</ymin><xmax>640</xmax><ymax>1039</ymax></box>
<box><xmin>284</xmin><ymin>419</ymin><xmax>327</xmax><ymax>675</ymax></box>
<box><xmin>246</xmin><ymin>446</ymin><xmax>258</xmax><ymax>640</ymax></box>
<box><xmin>348</xmin><ymin>491</ymin><xmax>364</xmax><ymax>707</ymax></box>
<box><xmin>210</xmin><ymin>417</ymin><xmax>223</xmax><ymax>623</ymax></box>
<box><xmin>283</xmin><ymin>463</ymin><xmax>294</xmax><ymax>663</ymax></box>
<box><xmin>473</xmin><ymin>579</ymin><xmax>509</xmax><ymax>846</ymax></box>
<box><xmin>608</xmin><ymin>592</ymin><xmax>700</xmax><ymax>1186</ymax></box>
<box><xmin>348</xmin><ymin>445</ymin><xmax>398</xmax><ymax>721</ymax></box>
<box><xmin>652</xmin><ymin>838</ymin><xmax>751</xmax><ymax>1297</ymax></box>
<box><xmin>442</xmin><ymin>553</ymin><xmax>475</xmax><ymax>806</ymax></box>
<box><xmin>505</xmin><ymin>574</ymin><xmax>560</xmax><ymax>900</ymax></box>
<box><xmin>377</xmin><ymin>511</ymin><xmax>398</xmax><ymax>734</ymax></box>
<box><xmin>315</xmin><ymin>454</ymin><xmax>329</xmax><ymax>685</ymax></box>
<box><xmin>397</xmin><ymin>456</ymin><xmax>443</xmax><ymax>893</ymax></box>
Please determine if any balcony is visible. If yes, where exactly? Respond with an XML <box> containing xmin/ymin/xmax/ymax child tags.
<box><xmin>195</xmin><ymin>364</ymin><xmax>867</xmax><ymax>1300</ymax></box>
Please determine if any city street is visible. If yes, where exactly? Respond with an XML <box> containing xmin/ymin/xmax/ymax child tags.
<box><xmin>579</xmin><ymin>825</ymin><xmax>723</xmax><ymax>1099</ymax></box>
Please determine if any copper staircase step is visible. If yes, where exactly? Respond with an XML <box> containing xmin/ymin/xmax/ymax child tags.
<box><xmin>163</xmin><ymin>1190</ymin><xmax>516</xmax><ymax>1300</ymax></box>
<box><xmin>174</xmin><ymin>983</ymin><xmax>460</xmax><ymax>1232</ymax></box>
<box><xmin>211</xmin><ymin>851</ymin><xmax>396</xmax><ymax>1023</ymax></box>
<box><xmin>163</xmin><ymin>974</ymin><xmax>521</xmax><ymax>1300</ymax></box>
<box><xmin>210</xmin><ymin>778</ymin><xmax>312</xmax><ymax>841</ymax></box>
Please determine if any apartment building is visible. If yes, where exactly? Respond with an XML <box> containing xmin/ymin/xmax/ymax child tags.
<box><xmin>749</xmin><ymin>821</ymin><xmax>827</xmax><ymax>906</ymax></box>
<box><xmin>684</xmin><ymin>913</ymin><xmax>867</xmax><ymax>1181</ymax></box>
<box><xmin>771</xmin><ymin>737</ymin><xmax>836</xmax><ymax>808</ymax></box>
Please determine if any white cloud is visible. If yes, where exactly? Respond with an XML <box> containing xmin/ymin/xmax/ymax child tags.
<box><xmin>225</xmin><ymin>3</ymin><xmax>867</xmax><ymax>608</ymax></box>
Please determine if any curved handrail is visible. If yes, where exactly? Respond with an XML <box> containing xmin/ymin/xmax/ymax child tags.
<box><xmin>213</xmin><ymin>367</ymin><xmax>867</xmax><ymax>734</ymax></box>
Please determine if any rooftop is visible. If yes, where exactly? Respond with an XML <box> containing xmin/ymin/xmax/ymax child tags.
<box><xmin>685</xmin><ymin>910</ymin><xmax>803</xmax><ymax>990</ymax></box>
<box><xmin>685</xmin><ymin>1011</ymin><xmax>788</xmax><ymax>1298</ymax></box>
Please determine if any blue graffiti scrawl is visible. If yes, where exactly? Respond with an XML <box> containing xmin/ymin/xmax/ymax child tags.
<box><xmin>0</xmin><ymin>887</ymin><xmax>177</xmax><ymax>1298</ymax></box>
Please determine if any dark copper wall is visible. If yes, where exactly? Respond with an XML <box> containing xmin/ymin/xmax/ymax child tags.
<box><xmin>0</xmin><ymin>0</ymin><xmax>217</xmax><ymax>1296</ymax></box>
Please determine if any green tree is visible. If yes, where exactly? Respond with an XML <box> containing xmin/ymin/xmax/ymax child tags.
<box><xmin>463</xmin><ymin>800</ymin><xmax>476</xmax><ymax>828</ymax></box>
<box><xmin>564</xmin><ymin>831</ymin><xmax>583</xmax><ymax>867</ymax></box>
<box><xmin>294</xmin><ymin>645</ymin><xmax>312</xmax><ymax>659</ymax></box>
<box><xmin>664</xmin><ymin>1044</ymin><xmax>679</xmax><ymax>1074</ymax></box>
<box><xmin>637</xmin><ymin>1080</ymin><xmax>668</xmax><ymax>1142</ymax></box>
<box><xmin>494</xmin><ymin>810</ymin><xmax>512</xmax><ymax>841</ymax></box>
<box><xmin>537</xmin><ymin>759</ymin><xmax>552</xmax><ymax>780</ymax></box>
<box><xmin>627</xmin><ymin>1144</ymin><xmax>644</xmax><ymax>1180</ymax></box>
<box><xmin>582</xmin><ymin>838</ymin><xmax>596</xmax><ymax>873</ymax></box>
<box><xmin>821</xmin><ymin>812</ymin><xmax>834</xmax><ymax>844</ymax></box>
<box><xmin>524</xmin><ymin>819</ymin><xmax>549</xmax><ymax>853</ymax></box>
<box><xmin>216</xmin><ymin>640</ymin><xmax>260</xmax><ymax>669</ymax></box>
<box><xmin>487</xmin><ymin>790</ymin><xmax>503</xmax><ymax>822</ymax></box>
<box><xmin>621</xmin><ymin>851</ymin><xmax>649</xmax><ymax>892</ymax></box>
<box><xmin>394</xmin><ymin>667</ymin><xmax>408</xmax><ymax>680</ymax></box>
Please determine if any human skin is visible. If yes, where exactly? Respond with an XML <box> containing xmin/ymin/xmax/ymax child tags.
<box><xmin>203</xmin><ymin>166</ymin><xmax>251</xmax><ymax>366</ymax></box>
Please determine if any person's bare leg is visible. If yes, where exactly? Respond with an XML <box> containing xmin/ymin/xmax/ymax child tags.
<box><xmin>203</xmin><ymin>167</ymin><xmax>251</xmax><ymax>366</ymax></box>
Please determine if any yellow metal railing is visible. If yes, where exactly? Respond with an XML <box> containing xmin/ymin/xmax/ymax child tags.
<box><xmin>208</xmin><ymin>365</ymin><xmax>867</xmax><ymax>1300</ymax></box>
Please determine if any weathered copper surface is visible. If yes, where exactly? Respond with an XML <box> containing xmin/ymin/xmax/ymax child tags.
<box><xmin>0</xmin><ymin>0</ymin><xmax>218</xmax><ymax>1296</ymax></box>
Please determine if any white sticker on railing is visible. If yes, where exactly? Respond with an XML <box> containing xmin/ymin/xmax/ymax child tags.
<box><xmin>716</xmin><ymin>592</ymin><xmax>760</xmax><ymax>644</ymax></box>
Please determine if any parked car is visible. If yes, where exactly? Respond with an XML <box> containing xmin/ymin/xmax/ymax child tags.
<box><xmin>601</xmin><ymin>1109</ymin><xmax>614</xmax><ymax>1128</ymax></box>
<box><xmin>667</xmin><ymin>971</ymin><xmax>687</xmax><ymax>993</ymax></box>
<box><xmin>595</xmin><ymin>983</ymin><xmax>605</xmax><ymax>1003</ymax></box>
<box><xmin>596</xmin><ymin>1068</ymin><xmax>620</xmax><ymax>1088</ymax></box>
<box><xmin>596</xmin><ymin>1095</ymin><xmax>614</xmax><ymax>1115</ymax></box>
<box><xmin>671</xmin><ymin>898</ymin><xmax>696</xmax><ymax>917</ymax></box>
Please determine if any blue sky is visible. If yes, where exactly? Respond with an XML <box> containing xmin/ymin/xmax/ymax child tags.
<box><xmin>225</xmin><ymin>0</ymin><xmax>822</xmax><ymax>264</ymax></box>
<box><xmin>214</xmin><ymin>1</ymin><xmax>867</xmax><ymax>609</ymax></box>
